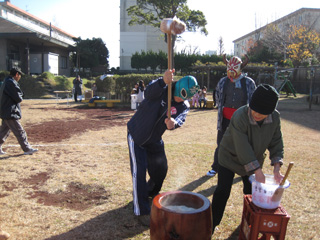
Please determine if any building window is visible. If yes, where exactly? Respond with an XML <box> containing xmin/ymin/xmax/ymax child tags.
<box><xmin>61</xmin><ymin>56</ymin><xmax>67</xmax><ymax>69</ymax></box>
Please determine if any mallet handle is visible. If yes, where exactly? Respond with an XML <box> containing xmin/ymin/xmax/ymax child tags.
<box><xmin>167</xmin><ymin>33</ymin><xmax>172</xmax><ymax>119</ymax></box>
<box><xmin>280</xmin><ymin>162</ymin><xmax>294</xmax><ymax>186</ymax></box>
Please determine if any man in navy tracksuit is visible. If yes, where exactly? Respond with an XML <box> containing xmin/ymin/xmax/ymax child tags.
<box><xmin>127</xmin><ymin>69</ymin><xmax>198</xmax><ymax>225</ymax></box>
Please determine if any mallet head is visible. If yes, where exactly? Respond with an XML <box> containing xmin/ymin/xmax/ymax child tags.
<box><xmin>160</xmin><ymin>17</ymin><xmax>186</xmax><ymax>35</ymax></box>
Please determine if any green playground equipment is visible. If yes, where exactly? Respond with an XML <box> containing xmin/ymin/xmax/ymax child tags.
<box><xmin>274</xmin><ymin>70</ymin><xmax>296</xmax><ymax>97</ymax></box>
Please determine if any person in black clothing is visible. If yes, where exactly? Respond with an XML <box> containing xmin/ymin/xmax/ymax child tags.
<box><xmin>0</xmin><ymin>68</ymin><xmax>38</xmax><ymax>155</ymax></box>
<box><xmin>73</xmin><ymin>75</ymin><xmax>82</xmax><ymax>102</ymax></box>
<box><xmin>127</xmin><ymin>69</ymin><xmax>199</xmax><ymax>225</ymax></box>
<box><xmin>138</xmin><ymin>80</ymin><xmax>145</xmax><ymax>92</ymax></box>
<box><xmin>136</xmin><ymin>80</ymin><xmax>145</xmax><ymax>108</ymax></box>
<box><xmin>131</xmin><ymin>83</ymin><xmax>139</xmax><ymax>94</ymax></box>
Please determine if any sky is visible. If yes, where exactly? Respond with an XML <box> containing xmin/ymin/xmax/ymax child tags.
<box><xmin>10</xmin><ymin>0</ymin><xmax>320</xmax><ymax>69</ymax></box>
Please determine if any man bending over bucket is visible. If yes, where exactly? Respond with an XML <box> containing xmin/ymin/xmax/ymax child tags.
<box><xmin>127</xmin><ymin>69</ymin><xmax>199</xmax><ymax>226</ymax></box>
<box><xmin>211</xmin><ymin>84</ymin><xmax>286</xmax><ymax>235</ymax></box>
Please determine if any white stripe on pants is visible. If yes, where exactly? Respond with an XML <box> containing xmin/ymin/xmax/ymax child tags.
<box><xmin>127</xmin><ymin>133</ymin><xmax>140</xmax><ymax>215</ymax></box>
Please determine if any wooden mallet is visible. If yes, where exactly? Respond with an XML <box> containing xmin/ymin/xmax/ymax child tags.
<box><xmin>160</xmin><ymin>17</ymin><xmax>186</xmax><ymax>118</ymax></box>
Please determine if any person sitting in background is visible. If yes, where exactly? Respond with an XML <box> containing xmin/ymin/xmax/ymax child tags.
<box><xmin>211</xmin><ymin>84</ymin><xmax>285</xmax><ymax>236</ymax></box>
<box><xmin>192</xmin><ymin>90</ymin><xmax>200</xmax><ymax>108</ymax></box>
<box><xmin>199</xmin><ymin>86</ymin><xmax>207</xmax><ymax>109</ymax></box>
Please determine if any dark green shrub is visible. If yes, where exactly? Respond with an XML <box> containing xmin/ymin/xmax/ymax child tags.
<box><xmin>96</xmin><ymin>73</ymin><xmax>181</xmax><ymax>100</ymax></box>
<box><xmin>54</xmin><ymin>76</ymin><xmax>72</xmax><ymax>90</ymax></box>
<box><xmin>19</xmin><ymin>75</ymin><xmax>45</xmax><ymax>98</ymax></box>
<box><xmin>40</xmin><ymin>72</ymin><xmax>55</xmax><ymax>81</ymax></box>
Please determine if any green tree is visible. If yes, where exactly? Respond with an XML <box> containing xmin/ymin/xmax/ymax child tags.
<box><xmin>127</xmin><ymin>0</ymin><xmax>208</xmax><ymax>65</ymax></box>
<box><xmin>200</xmin><ymin>54</ymin><xmax>222</xmax><ymax>64</ymax></box>
<box><xmin>146</xmin><ymin>50</ymin><xmax>159</xmax><ymax>73</ymax></box>
<box><xmin>247</xmin><ymin>40</ymin><xmax>283</xmax><ymax>65</ymax></box>
<box><xmin>131</xmin><ymin>51</ymin><xmax>144</xmax><ymax>71</ymax></box>
<box><xmin>158</xmin><ymin>50</ymin><xmax>167</xmax><ymax>73</ymax></box>
<box><xmin>140</xmin><ymin>50</ymin><xmax>149</xmax><ymax>71</ymax></box>
<box><xmin>72</xmin><ymin>37</ymin><xmax>109</xmax><ymax>69</ymax></box>
<box><xmin>174</xmin><ymin>52</ymin><xmax>198</xmax><ymax>74</ymax></box>
<box><xmin>127</xmin><ymin>0</ymin><xmax>208</xmax><ymax>35</ymax></box>
<box><xmin>126</xmin><ymin>1</ymin><xmax>208</xmax><ymax>71</ymax></box>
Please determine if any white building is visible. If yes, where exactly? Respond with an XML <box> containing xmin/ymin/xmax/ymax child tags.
<box><xmin>0</xmin><ymin>0</ymin><xmax>75</xmax><ymax>76</ymax></box>
<box><xmin>120</xmin><ymin>0</ymin><xmax>167</xmax><ymax>71</ymax></box>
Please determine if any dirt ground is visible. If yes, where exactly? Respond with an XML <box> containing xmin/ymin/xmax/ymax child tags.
<box><xmin>2</xmin><ymin>101</ymin><xmax>133</xmax><ymax>209</ymax></box>
<box><xmin>0</xmin><ymin>97</ymin><xmax>319</xmax><ymax>240</ymax></box>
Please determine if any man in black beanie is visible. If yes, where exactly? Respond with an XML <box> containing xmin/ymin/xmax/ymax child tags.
<box><xmin>211</xmin><ymin>84</ymin><xmax>286</xmax><ymax>236</ymax></box>
<box><xmin>249</xmin><ymin>84</ymin><xmax>279</xmax><ymax>115</ymax></box>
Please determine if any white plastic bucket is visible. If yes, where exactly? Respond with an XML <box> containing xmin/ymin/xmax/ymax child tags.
<box><xmin>249</xmin><ymin>174</ymin><xmax>290</xmax><ymax>209</ymax></box>
<box><xmin>131</xmin><ymin>94</ymin><xmax>137</xmax><ymax>110</ymax></box>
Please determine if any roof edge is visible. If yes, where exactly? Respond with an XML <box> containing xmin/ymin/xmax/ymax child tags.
<box><xmin>1</xmin><ymin>1</ymin><xmax>77</xmax><ymax>39</ymax></box>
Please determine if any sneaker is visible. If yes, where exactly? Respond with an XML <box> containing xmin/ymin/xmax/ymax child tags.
<box><xmin>206</xmin><ymin>170</ymin><xmax>216</xmax><ymax>177</ymax></box>
<box><xmin>24</xmin><ymin>148</ymin><xmax>38</xmax><ymax>155</ymax></box>
<box><xmin>135</xmin><ymin>215</ymin><xmax>150</xmax><ymax>227</ymax></box>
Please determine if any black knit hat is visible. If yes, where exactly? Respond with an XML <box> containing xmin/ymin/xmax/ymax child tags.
<box><xmin>249</xmin><ymin>84</ymin><xmax>279</xmax><ymax>115</ymax></box>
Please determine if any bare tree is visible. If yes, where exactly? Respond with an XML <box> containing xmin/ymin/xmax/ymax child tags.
<box><xmin>262</xmin><ymin>23</ymin><xmax>290</xmax><ymax>60</ymax></box>
<box><xmin>217</xmin><ymin>36</ymin><xmax>225</xmax><ymax>55</ymax></box>
<box><xmin>262</xmin><ymin>13</ymin><xmax>320</xmax><ymax>63</ymax></box>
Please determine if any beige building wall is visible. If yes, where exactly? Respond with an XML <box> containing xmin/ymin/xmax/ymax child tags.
<box><xmin>233</xmin><ymin>8</ymin><xmax>320</xmax><ymax>57</ymax></box>
<box><xmin>120</xmin><ymin>0</ymin><xmax>167</xmax><ymax>71</ymax></box>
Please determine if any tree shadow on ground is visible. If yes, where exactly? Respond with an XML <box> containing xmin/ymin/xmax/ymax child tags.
<box><xmin>45</xmin><ymin>201</ymin><xmax>147</xmax><ymax>240</ymax></box>
<box><xmin>45</xmin><ymin>176</ymin><xmax>243</xmax><ymax>240</ymax></box>
<box><xmin>180</xmin><ymin>175</ymin><xmax>243</xmax><ymax>240</ymax></box>
<box><xmin>225</xmin><ymin>225</ymin><xmax>241</xmax><ymax>240</ymax></box>
<box><xmin>178</xmin><ymin>175</ymin><xmax>242</xmax><ymax>198</ymax></box>
<box><xmin>278</xmin><ymin>97</ymin><xmax>320</xmax><ymax>131</ymax></box>
<box><xmin>0</xmin><ymin>153</ymin><xmax>25</xmax><ymax>160</ymax></box>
